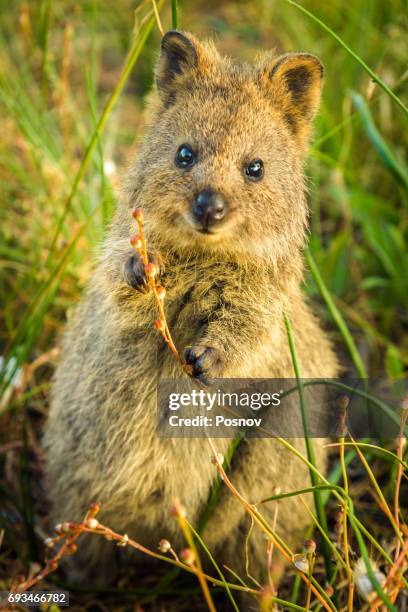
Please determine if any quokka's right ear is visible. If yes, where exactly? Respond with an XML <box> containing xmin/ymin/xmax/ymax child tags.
<box><xmin>156</xmin><ymin>31</ymin><xmax>199</xmax><ymax>100</ymax></box>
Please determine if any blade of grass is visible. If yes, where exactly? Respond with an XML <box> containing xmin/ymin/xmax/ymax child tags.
<box><xmin>1</xmin><ymin>5</ymin><xmax>163</xmax><ymax>400</ymax></box>
<box><xmin>186</xmin><ymin>520</ymin><xmax>240</xmax><ymax>612</ymax></box>
<box><xmin>283</xmin><ymin>312</ymin><xmax>334</xmax><ymax>583</ymax></box>
<box><xmin>351</xmin><ymin>91</ymin><xmax>408</xmax><ymax>191</ymax></box>
<box><xmin>173</xmin><ymin>500</ymin><xmax>216</xmax><ymax>612</ymax></box>
<box><xmin>285</xmin><ymin>0</ymin><xmax>408</xmax><ymax>117</ymax></box>
<box><xmin>208</xmin><ymin>442</ymin><xmax>337</xmax><ymax>611</ymax></box>
<box><xmin>197</xmin><ymin>433</ymin><xmax>244</xmax><ymax>534</ymax></box>
<box><xmin>349</xmin><ymin>434</ymin><xmax>404</xmax><ymax>546</ymax></box>
<box><xmin>38</xmin><ymin>0</ymin><xmax>53</xmax><ymax>101</ymax></box>
<box><xmin>47</xmin><ymin>4</ymin><xmax>161</xmax><ymax>262</ymax></box>
<box><xmin>305</xmin><ymin>250</ymin><xmax>368</xmax><ymax>379</ymax></box>
<box><xmin>171</xmin><ymin>0</ymin><xmax>179</xmax><ymax>29</ymax></box>
<box><xmin>348</xmin><ymin>503</ymin><xmax>398</xmax><ymax>611</ymax></box>
<box><xmin>0</xmin><ymin>210</ymin><xmax>98</xmax><ymax>405</ymax></box>
<box><xmin>338</xmin><ymin>401</ymin><xmax>354</xmax><ymax>611</ymax></box>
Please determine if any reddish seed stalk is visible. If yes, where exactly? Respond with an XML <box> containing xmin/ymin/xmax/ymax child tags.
<box><xmin>369</xmin><ymin>535</ymin><xmax>408</xmax><ymax>610</ymax></box>
<box><xmin>10</xmin><ymin>503</ymin><xmax>100</xmax><ymax>593</ymax></box>
<box><xmin>10</xmin><ymin>503</ymin><xmax>259</xmax><ymax>600</ymax></box>
<box><xmin>172</xmin><ymin>499</ymin><xmax>216</xmax><ymax>612</ymax></box>
<box><xmin>207</xmin><ymin>439</ymin><xmax>333</xmax><ymax>612</ymax></box>
<box><xmin>131</xmin><ymin>208</ymin><xmax>191</xmax><ymax>373</ymax></box>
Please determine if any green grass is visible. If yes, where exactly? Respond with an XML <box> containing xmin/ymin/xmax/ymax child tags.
<box><xmin>0</xmin><ymin>0</ymin><xmax>407</xmax><ymax>609</ymax></box>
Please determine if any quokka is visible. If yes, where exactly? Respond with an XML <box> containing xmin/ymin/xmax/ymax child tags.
<box><xmin>44</xmin><ymin>30</ymin><xmax>338</xmax><ymax>587</ymax></box>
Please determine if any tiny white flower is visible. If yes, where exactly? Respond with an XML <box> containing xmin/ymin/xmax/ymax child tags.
<box><xmin>353</xmin><ymin>557</ymin><xmax>386</xmax><ymax>603</ymax></box>
<box><xmin>293</xmin><ymin>553</ymin><xmax>309</xmax><ymax>573</ymax></box>
<box><xmin>117</xmin><ymin>534</ymin><xmax>129</xmax><ymax>547</ymax></box>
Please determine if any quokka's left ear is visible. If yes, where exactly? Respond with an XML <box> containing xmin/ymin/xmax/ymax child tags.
<box><xmin>156</xmin><ymin>30</ymin><xmax>209</xmax><ymax>106</ymax></box>
<box><xmin>260</xmin><ymin>53</ymin><xmax>324</xmax><ymax>143</ymax></box>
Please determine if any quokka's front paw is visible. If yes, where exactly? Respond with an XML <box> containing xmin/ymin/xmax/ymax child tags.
<box><xmin>183</xmin><ymin>344</ymin><xmax>225</xmax><ymax>384</ymax></box>
<box><xmin>123</xmin><ymin>252</ymin><xmax>161</xmax><ymax>293</ymax></box>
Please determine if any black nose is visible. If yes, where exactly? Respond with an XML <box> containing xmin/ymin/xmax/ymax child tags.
<box><xmin>192</xmin><ymin>189</ymin><xmax>227</xmax><ymax>229</ymax></box>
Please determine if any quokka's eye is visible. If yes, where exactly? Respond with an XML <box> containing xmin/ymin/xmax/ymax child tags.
<box><xmin>175</xmin><ymin>144</ymin><xmax>196</xmax><ymax>169</ymax></box>
<box><xmin>245</xmin><ymin>159</ymin><xmax>264</xmax><ymax>181</ymax></box>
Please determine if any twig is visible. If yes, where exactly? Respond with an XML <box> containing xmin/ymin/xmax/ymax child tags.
<box><xmin>9</xmin><ymin>504</ymin><xmax>262</xmax><ymax>600</ymax></box>
<box><xmin>394</xmin><ymin>398</ymin><xmax>407</xmax><ymax>561</ymax></box>
<box><xmin>207</xmin><ymin>440</ymin><xmax>336</xmax><ymax>612</ymax></box>
<box><xmin>338</xmin><ymin>396</ymin><xmax>354</xmax><ymax>611</ymax></box>
<box><xmin>131</xmin><ymin>208</ymin><xmax>190</xmax><ymax>371</ymax></box>
<box><xmin>151</xmin><ymin>0</ymin><xmax>164</xmax><ymax>35</ymax></box>
<box><xmin>171</xmin><ymin>498</ymin><xmax>216</xmax><ymax>612</ymax></box>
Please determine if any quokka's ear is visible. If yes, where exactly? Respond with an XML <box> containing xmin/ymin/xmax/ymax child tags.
<box><xmin>261</xmin><ymin>53</ymin><xmax>324</xmax><ymax>142</ymax></box>
<box><xmin>156</xmin><ymin>31</ymin><xmax>200</xmax><ymax>102</ymax></box>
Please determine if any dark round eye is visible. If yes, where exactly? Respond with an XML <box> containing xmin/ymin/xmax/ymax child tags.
<box><xmin>175</xmin><ymin>144</ymin><xmax>196</xmax><ymax>168</ymax></box>
<box><xmin>245</xmin><ymin>159</ymin><xmax>264</xmax><ymax>181</ymax></box>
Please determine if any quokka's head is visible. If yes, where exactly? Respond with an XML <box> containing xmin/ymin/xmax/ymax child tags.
<box><xmin>127</xmin><ymin>31</ymin><xmax>323</xmax><ymax>264</ymax></box>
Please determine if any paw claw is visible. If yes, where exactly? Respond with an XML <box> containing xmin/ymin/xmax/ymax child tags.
<box><xmin>124</xmin><ymin>253</ymin><xmax>160</xmax><ymax>293</ymax></box>
<box><xmin>183</xmin><ymin>345</ymin><xmax>223</xmax><ymax>382</ymax></box>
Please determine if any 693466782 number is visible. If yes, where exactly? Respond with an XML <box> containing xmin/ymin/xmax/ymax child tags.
<box><xmin>0</xmin><ymin>591</ymin><xmax>69</xmax><ymax>607</ymax></box>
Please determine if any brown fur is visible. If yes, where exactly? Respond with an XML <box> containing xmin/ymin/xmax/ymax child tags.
<box><xmin>44</xmin><ymin>31</ymin><xmax>338</xmax><ymax>589</ymax></box>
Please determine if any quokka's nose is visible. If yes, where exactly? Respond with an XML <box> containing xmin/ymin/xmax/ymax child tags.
<box><xmin>192</xmin><ymin>189</ymin><xmax>227</xmax><ymax>229</ymax></box>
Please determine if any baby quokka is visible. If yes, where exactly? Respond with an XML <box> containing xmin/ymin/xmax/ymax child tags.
<box><xmin>44</xmin><ymin>31</ymin><xmax>338</xmax><ymax>587</ymax></box>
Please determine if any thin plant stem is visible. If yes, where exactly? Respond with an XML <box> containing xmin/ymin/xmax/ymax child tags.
<box><xmin>285</xmin><ymin>0</ymin><xmax>408</xmax><ymax>117</ymax></box>
<box><xmin>207</xmin><ymin>439</ymin><xmax>336</xmax><ymax>612</ymax></box>
<box><xmin>338</xmin><ymin>398</ymin><xmax>354</xmax><ymax>611</ymax></box>
<box><xmin>151</xmin><ymin>0</ymin><xmax>164</xmax><ymax>35</ymax></box>
<box><xmin>171</xmin><ymin>0</ymin><xmax>179</xmax><ymax>29</ymax></box>
<box><xmin>394</xmin><ymin>406</ymin><xmax>407</xmax><ymax>560</ymax></box>
<box><xmin>283</xmin><ymin>312</ymin><xmax>333</xmax><ymax>583</ymax></box>
<box><xmin>47</xmin><ymin>5</ymin><xmax>161</xmax><ymax>263</ymax></box>
<box><xmin>186</xmin><ymin>521</ymin><xmax>240</xmax><ymax>612</ymax></box>
<box><xmin>172</xmin><ymin>500</ymin><xmax>216</xmax><ymax>612</ymax></box>
<box><xmin>349</xmin><ymin>434</ymin><xmax>404</xmax><ymax>546</ymax></box>
<box><xmin>305</xmin><ymin>250</ymin><xmax>368</xmax><ymax>379</ymax></box>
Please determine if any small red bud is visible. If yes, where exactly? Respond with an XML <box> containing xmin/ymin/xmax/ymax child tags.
<box><xmin>89</xmin><ymin>502</ymin><xmax>101</xmax><ymax>515</ymax></box>
<box><xmin>156</xmin><ymin>286</ymin><xmax>166</xmax><ymax>300</ymax></box>
<box><xmin>170</xmin><ymin>498</ymin><xmax>187</xmax><ymax>518</ymax></box>
<box><xmin>211</xmin><ymin>453</ymin><xmax>224</xmax><ymax>466</ymax></box>
<box><xmin>132</xmin><ymin>208</ymin><xmax>143</xmax><ymax>222</ymax></box>
<box><xmin>47</xmin><ymin>559</ymin><xmax>58</xmax><ymax>571</ymax></box>
<box><xmin>145</xmin><ymin>262</ymin><xmax>158</xmax><ymax>278</ymax></box>
<box><xmin>155</xmin><ymin>319</ymin><xmax>166</xmax><ymax>332</ymax></box>
<box><xmin>304</xmin><ymin>539</ymin><xmax>316</xmax><ymax>555</ymax></box>
<box><xmin>66</xmin><ymin>543</ymin><xmax>78</xmax><ymax>555</ymax></box>
<box><xmin>180</xmin><ymin>548</ymin><xmax>195</xmax><ymax>566</ymax></box>
<box><xmin>130</xmin><ymin>234</ymin><xmax>142</xmax><ymax>249</ymax></box>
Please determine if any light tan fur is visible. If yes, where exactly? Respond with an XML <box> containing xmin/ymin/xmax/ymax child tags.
<box><xmin>44</xmin><ymin>31</ymin><xmax>338</xmax><ymax>588</ymax></box>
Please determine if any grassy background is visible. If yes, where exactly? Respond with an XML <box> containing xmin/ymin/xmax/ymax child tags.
<box><xmin>0</xmin><ymin>0</ymin><xmax>407</xmax><ymax>609</ymax></box>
